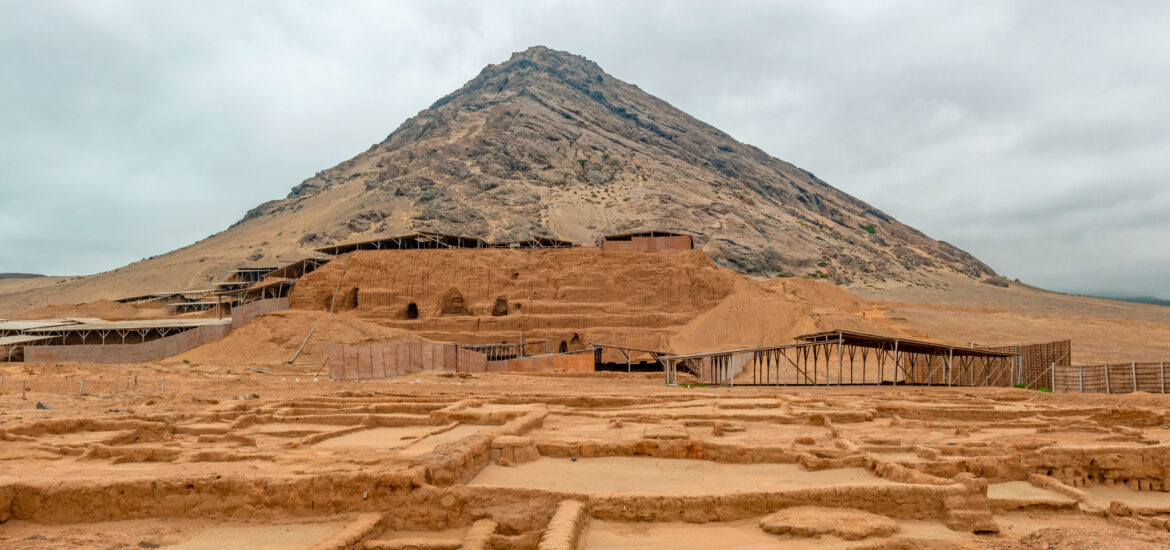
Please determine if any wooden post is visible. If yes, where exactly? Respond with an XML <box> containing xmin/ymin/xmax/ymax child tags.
<box><xmin>1161</xmin><ymin>362</ymin><xmax>1165</xmax><ymax>394</ymax></box>
<box><xmin>892</xmin><ymin>341</ymin><xmax>900</xmax><ymax>386</ymax></box>
<box><xmin>783</xmin><ymin>348</ymin><xmax>788</xmax><ymax>386</ymax></box>
<box><xmin>162</xmin><ymin>373</ymin><xmax>166</xmax><ymax>393</ymax></box>
<box><xmin>329</xmin><ymin>255</ymin><xmax>351</xmax><ymax>314</ymax></box>
<box><xmin>1132</xmin><ymin>361</ymin><xmax>1138</xmax><ymax>392</ymax></box>
<box><xmin>288</xmin><ymin>323</ymin><xmax>318</xmax><ymax>364</ymax></box>
<box><xmin>837</xmin><ymin>335</ymin><xmax>843</xmax><ymax>385</ymax></box>
<box><xmin>22</xmin><ymin>380</ymin><xmax>26</xmax><ymax>400</ymax></box>
<box><xmin>79</xmin><ymin>378</ymin><xmax>84</xmax><ymax>395</ymax></box>
<box><xmin>1104</xmin><ymin>364</ymin><xmax>1110</xmax><ymax>394</ymax></box>
<box><xmin>1079</xmin><ymin>365</ymin><xmax>1083</xmax><ymax>393</ymax></box>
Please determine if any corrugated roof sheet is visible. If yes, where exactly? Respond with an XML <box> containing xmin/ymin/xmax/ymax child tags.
<box><xmin>0</xmin><ymin>320</ymin><xmax>80</xmax><ymax>331</ymax></box>
<box><xmin>0</xmin><ymin>335</ymin><xmax>54</xmax><ymax>346</ymax></box>
<box><xmin>24</xmin><ymin>319</ymin><xmax>231</xmax><ymax>333</ymax></box>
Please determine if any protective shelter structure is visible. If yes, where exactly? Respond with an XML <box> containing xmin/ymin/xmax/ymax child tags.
<box><xmin>590</xmin><ymin>344</ymin><xmax>670</xmax><ymax>373</ymax></box>
<box><xmin>316</xmin><ymin>233</ymin><xmax>490</xmax><ymax>255</ymax></box>
<box><xmin>455</xmin><ymin>340</ymin><xmax>552</xmax><ymax>361</ymax></box>
<box><xmin>660</xmin><ymin>330</ymin><xmax>1021</xmax><ymax>387</ymax></box>
<box><xmin>316</xmin><ymin>232</ymin><xmax>576</xmax><ymax>256</ymax></box>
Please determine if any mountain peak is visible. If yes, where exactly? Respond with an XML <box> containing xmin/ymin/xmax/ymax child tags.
<box><xmin>255</xmin><ymin>48</ymin><xmax>994</xmax><ymax>283</ymax></box>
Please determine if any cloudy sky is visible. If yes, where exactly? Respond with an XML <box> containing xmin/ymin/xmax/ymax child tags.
<box><xmin>1</xmin><ymin>1</ymin><xmax>1167</xmax><ymax>299</ymax></box>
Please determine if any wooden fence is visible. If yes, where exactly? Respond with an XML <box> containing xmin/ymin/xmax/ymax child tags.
<box><xmin>982</xmin><ymin>340</ymin><xmax>1071</xmax><ymax>390</ymax></box>
<box><xmin>327</xmin><ymin>342</ymin><xmax>487</xmax><ymax>380</ymax></box>
<box><xmin>1053</xmin><ymin>362</ymin><xmax>1169</xmax><ymax>394</ymax></box>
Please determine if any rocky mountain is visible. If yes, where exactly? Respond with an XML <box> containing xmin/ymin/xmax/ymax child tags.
<box><xmin>0</xmin><ymin>46</ymin><xmax>995</xmax><ymax>315</ymax></box>
<box><xmin>245</xmin><ymin>46</ymin><xmax>992</xmax><ymax>281</ymax></box>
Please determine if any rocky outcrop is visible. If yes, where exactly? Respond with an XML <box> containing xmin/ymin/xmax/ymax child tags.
<box><xmin>229</xmin><ymin>46</ymin><xmax>995</xmax><ymax>283</ymax></box>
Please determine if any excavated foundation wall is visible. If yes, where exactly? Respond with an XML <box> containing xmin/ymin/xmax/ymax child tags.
<box><xmin>24</xmin><ymin>323</ymin><xmax>231</xmax><ymax>364</ymax></box>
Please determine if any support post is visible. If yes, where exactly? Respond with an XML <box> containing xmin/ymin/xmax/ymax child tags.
<box><xmin>1104</xmin><ymin>364</ymin><xmax>1110</xmax><ymax>394</ymax></box>
<box><xmin>1161</xmin><ymin>362</ymin><xmax>1166</xmax><ymax>394</ymax></box>
<box><xmin>1132</xmin><ymin>361</ymin><xmax>1137</xmax><ymax>392</ymax></box>
<box><xmin>162</xmin><ymin>374</ymin><xmax>166</xmax><ymax>393</ymax></box>
<box><xmin>892</xmin><ymin>341</ymin><xmax>900</xmax><ymax>386</ymax></box>
<box><xmin>783</xmin><ymin>348</ymin><xmax>788</xmax><ymax>386</ymax></box>
<box><xmin>22</xmin><ymin>380</ymin><xmax>26</xmax><ymax>400</ymax></box>
<box><xmin>1079</xmin><ymin>365</ymin><xmax>1083</xmax><ymax>393</ymax></box>
<box><xmin>837</xmin><ymin>335</ymin><xmax>843</xmax><ymax>385</ymax></box>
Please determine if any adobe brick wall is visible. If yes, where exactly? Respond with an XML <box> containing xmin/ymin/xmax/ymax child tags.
<box><xmin>231</xmin><ymin>297</ymin><xmax>290</xmax><ymax>329</ymax></box>
<box><xmin>24</xmin><ymin>323</ymin><xmax>231</xmax><ymax>364</ymax></box>
<box><xmin>602</xmin><ymin>235</ymin><xmax>692</xmax><ymax>251</ymax></box>
<box><xmin>486</xmin><ymin>350</ymin><xmax>595</xmax><ymax>373</ymax></box>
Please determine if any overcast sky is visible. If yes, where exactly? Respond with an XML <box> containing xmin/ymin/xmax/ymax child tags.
<box><xmin>1</xmin><ymin>1</ymin><xmax>1167</xmax><ymax>299</ymax></box>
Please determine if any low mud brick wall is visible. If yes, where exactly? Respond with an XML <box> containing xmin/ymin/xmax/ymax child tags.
<box><xmin>231</xmin><ymin>297</ymin><xmax>290</xmax><ymax>329</ymax></box>
<box><xmin>602</xmin><ymin>235</ymin><xmax>692</xmax><ymax>251</ymax></box>
<box><xmin>24</xmin><ymin>323</ymin><xmax>231</xmax><ymax>364</ymax></box>
<box><xmin>328</xmin><ymin>342</ymin><xmax>487</xmax><ymax>379</ymax></box>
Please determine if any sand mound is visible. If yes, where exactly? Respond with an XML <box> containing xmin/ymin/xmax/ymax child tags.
<box><xmin>172</xmin><ymin>310</ymin><xmax>429</xmax><ymax>365</ymax></box>
<box><xmin>668</xmin><ymin>280</ymin><xmax>816</xmax><ymax>353</ymax></box>
<box><xmin>759</xmin><ymin>506</ymin><xmax>899</xmax><ymax>540</ymax></box>
<box><xmin>766</xmin><ymin>277</ymin><xmax>868</xmax><ymax>315</ymax></box>
<box><xmin>669</xmin><ymin>277</ymin><xmax>896</xmax><ymax>353</ymax></box>
<box><xmin>21</xmin><ymin>299</ymin><xmax>167</xmax><ymax>321</ymax></box>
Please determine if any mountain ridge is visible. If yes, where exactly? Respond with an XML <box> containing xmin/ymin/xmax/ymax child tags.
<box><xmin>239</xmin><ymin>45</ymin><xmax>993</xmax><ymax>280</ymax></box>
<box><xmin>0</xmin><ymin>45</ymin><xmax>997</xmax><ymax>315</ymax></box>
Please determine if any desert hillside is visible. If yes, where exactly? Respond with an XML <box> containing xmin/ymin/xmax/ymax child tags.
<box><xmin>0</xmin><ymin>46</ymin><xmax>997</xmax><ymax>315</ymax></box>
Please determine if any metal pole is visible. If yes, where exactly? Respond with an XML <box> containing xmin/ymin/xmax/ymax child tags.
<box><xmin>783</xmin><ymin>348</ymin><xmax>788</xmax><ymax>386</ymax></box>
<box><xmin>1161</xmin><ymin>362</ymin><xmax>1165</xmax><ymax>394</ymax></box>
<box><xmin>1132</xmin><ymin>361</ymin><xmax>1137</xmax><ymax>392</ymax></box>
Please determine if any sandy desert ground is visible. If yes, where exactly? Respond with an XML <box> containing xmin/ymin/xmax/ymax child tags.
<box><xmin>2</xmin><ymin>249</ymin><xmax>1169</xmax><ymax>549</ymax></box>
<box><xmin>2</xmin><ymin>362</ymin><xmax>1170</xmax><ymax>549</ymax></box>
